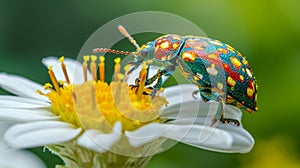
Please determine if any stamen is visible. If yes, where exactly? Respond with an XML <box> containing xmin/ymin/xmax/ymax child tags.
<box><xmin>43</xmin><ymin>83</ymin><xmax>53</xmax><ymax>90</ymax></box>
<box><xmin>137</xmin><ymin>62</ymin><xmax>148</xmax><ymax>101</ymax></box>
<box><xmin>99</xmin><ymin>56</ymin><xmax>105</xmax><ymax>82</ymax></box>
<box><xmin>48</xmin><ymin>66</ymin><xmax>61</xmax><ymax>94</ymax></box>
<box><xmin>117</xmin><ymin>74</ymin><xmax>124</xmax><ymax>80</ymax></box>
<box><xmin>123</xmin><ymin>64</ymin><xmax>131</xmax><ymax>81</ymax></box>
<box><xmin>90</xmin><ymin>55</ymin><xmax>97</xmax><ymax>81</ymax></box>
<box><xmin>58</xmin><ymin>56</ymin><xmax>70</xmax><ymax>84</ymax></box>
<box><xmin>36</xmin><ymin>90</ymin><xmax>46</xmax><ymax>96</ymax></box>
<box><xmin>114</xmin><ymin>57</ymin><xmax>121</xmax><ymax>81</ymax></box>
<box><xmin>83</xmin><ymin>55</ymin><xmax>90</xmax><ymax>82</ymax></box>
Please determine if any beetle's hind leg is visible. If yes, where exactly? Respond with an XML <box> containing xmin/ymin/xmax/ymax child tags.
<box><xmin>212</xmin><ymin>99</ymin><xmax>240</xmax><ymax>126</ymax></box>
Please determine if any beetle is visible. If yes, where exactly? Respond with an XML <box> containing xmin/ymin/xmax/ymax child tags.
<box><xmin>93</xmin><ymin>25</ymin><xmax>258</xmax><ymax>126</ymax></box>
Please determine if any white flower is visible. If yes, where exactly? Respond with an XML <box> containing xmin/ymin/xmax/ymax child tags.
<box><xmin>0</xmin><ymin>122</ymin><xmax>46</xmax><ymax>168</ymax></box>
<box><xmin>0</xmin><ymin>56</ymin><xmax>254</xmax><ymax>159</ymax></box>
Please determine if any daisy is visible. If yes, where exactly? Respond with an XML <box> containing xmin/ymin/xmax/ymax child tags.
<box><xmin>0</xmin><ymin>56</ymin><xmax>254</xmax><ymax>168</ymax></box>
<box><xmin>0</xmin><ymin>122</ymin><xmax>46</xmax><ymax>168</ymax></box>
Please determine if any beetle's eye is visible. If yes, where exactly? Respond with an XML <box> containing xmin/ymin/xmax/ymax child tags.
<box><xmin>141</xmin><ymin>49</ymin><xmax>148</xmax><ymax>57</ymax></box>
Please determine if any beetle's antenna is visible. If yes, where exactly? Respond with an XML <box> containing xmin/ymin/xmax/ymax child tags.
<box><xmin>118</xmin><ymin>25</ymin><xmax>140</xmax><ymax>50</ymax></box>
<box><xmin>92</xmin><ymin>48</ymin><xmax>131</xmax><ymax>55</ymax></box>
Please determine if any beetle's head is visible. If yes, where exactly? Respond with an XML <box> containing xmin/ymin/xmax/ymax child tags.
<box><xmin>135</xmin><ymin>41</ymin><xmax>155</xmax><ymax>62</ymax></box>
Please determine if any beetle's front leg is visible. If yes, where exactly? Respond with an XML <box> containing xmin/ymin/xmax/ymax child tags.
<box><xmin>127</xmin><ymin>58</ymin><xmax>143</xmax><ymax>75</ymax></box>
<box><xmin>146</xmin><ymin>65</ymin><xmax>175</xmax><ymax>96</ymax></box>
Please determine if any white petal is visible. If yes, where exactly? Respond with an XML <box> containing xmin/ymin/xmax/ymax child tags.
<box><xmin>126</xmin><ymin>120</ymin><xmax>254</xmax><ymax>153</ymax></box>
<box><xmin>161</xmin><ymin>84</ymin><xmax>199</xmax><ymax>106</ymax></box>
<box><xmin>0</xmin><ymin>150</ymin><xmax>46</xmax><ymax>168</ymax></box>
<box><xmin>42</xmin><ymin>56</ymin><xmax>92</xmax><ymax>84</ymax></box>
<box><xmin>216</xmin><ymin>124</ymin><xmax>254</xmax><ymax>153</ymax></box>
<box><xmin>169</xmin><ymin>117</ymin><xmax>254</xmax><ymax>153</ymax></box>
<box><xmin>0</xmin><ymin>108</ymin><xmax>58</xmax><ymax>123</ymax></box>
<box><xmin>125</xmin><ymin>113</ymin><xmax>254</xmax><ymax>153</ymax></box>
<box><xmin>0</xmin><ymin>122</ymin><xmax>11</xmax><ymax>149</ymax></box>
<box><xmin>4</xmin><ymin>121</ymin><xmax>81</xmax><ymax>148</ymax></box>
<box><xmin>0</xmin><ymin>96</ymin><xmax>50</xmax><ymax>108</ymax></box>
<box><xmin>77</xmin><ymin>122</ymin><xmax>122</xmax><ymax>153</ymax></box>
<box><xmin>0</xmin><ymin>73</ymin><xmax>49</xmax><ymax>102</ymax></box>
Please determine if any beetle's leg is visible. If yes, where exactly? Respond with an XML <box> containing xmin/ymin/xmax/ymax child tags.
<box><xmin>193</xmin><ymin>88</ymin><xmax>211</xmax><ymax>101</ymax></box>
<box><xmin>127</xmin><ymin>58</ymin><xmax>143</xmax><ymax>75</ymax></box>
<box><xmin>212</xmin><ymin>98</ymin><xmax>240</xmax><ymax>126</ymax></box>
<box><xmin>145</xmin><ymin>65</ymin><xmax>175</xmax><ymax>96</ymax></box>
<box><xmin>129</xmin><ymin>78</ymin><xmax>140</xmax><ymax>90</ymax></box>
<box><xmin>199</xmin><ymin>90</ymin><xmax>240</xmax><ymax>126</ymax></box>
<box><xmin>128</xmin><ymin>78</ymin><xmax>154</xmax><ymax>96</ymax></box>
<box><xmin>150</xmin><ymin>76</ymin><xmax>163</xmax><ymax>97</ymax></box>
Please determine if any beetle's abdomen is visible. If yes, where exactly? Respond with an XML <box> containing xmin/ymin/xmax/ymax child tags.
<box><xmin>179</xmin><ymin>36</ymin><xmax>258</xmax><ymax>112</ymax></box>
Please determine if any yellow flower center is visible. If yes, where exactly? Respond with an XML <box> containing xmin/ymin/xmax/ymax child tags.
<box><xmin>37</xmin><ymin>56</ymin><xmax>168</xmax><ymax>133</ymax></box>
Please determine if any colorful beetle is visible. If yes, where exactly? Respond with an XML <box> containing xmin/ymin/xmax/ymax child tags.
<box><xmin>93</xmin><ymin>25</ymin><xmax>258</xmax><ymax>126</ymax></box>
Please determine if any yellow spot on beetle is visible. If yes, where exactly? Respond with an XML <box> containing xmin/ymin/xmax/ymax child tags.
<box><xmin>246</xmin><ymin>68</ymin><xmax>253</xmax><ymax>78</ymax></box>
<box><xmin>230</xmin><ymin>56</ymin><xmax>242</xmax><ymax>70</ymax></box>
<box><xmin>247</xmin><ymin>87</ymin><xmax>254</xmax><ymax>98</ymax></box>
<box><xmin>160</xmin><ymin>41</ymin><xmax>169</xmax><ymax>49</ymax></box>
<box><xmin>226</xmin><ymin>44</ymin><xmax>235</xmax><ymax>53</ymax></box>
<box><xmin>227</xmin><ymin>76</ymin><xmax>236</xmax><ymax>87</ymax></box>
<box><xmin>173</xmin><ymin>43</ymin><xmax>179</xmax><ymax>49</ymax></box>
<box><xmin>217</xmin><ymin>82</ymin><xmax>223</xmax><ymax>90</ymax></box>
<box><xmin>242</xmin><ymin>58</ymin><xmax>248</xmax><ymax>65</ymax></box>
<box><xmin>182</xmin><ymin>52</ymin><xmax>196</xmax><ymax>62</ymax></box>
<box><xmin>240</xmin><ymin>75</ymin><xmax>244</xmax><ymax>82</ymax></box>
<box><xmin>217</xmin><ymin>48</ymin><xmax>228</xmax><ymax>54</ymax></box>
<box><xmin>208</xmin><ymin>54</ymin><xmax>217</xmax><ymax>59</ymax></box>
<box><xmin>207</xmin><ymin>64</ymin><xmax>218</xmax><ymax>76</ymax></box>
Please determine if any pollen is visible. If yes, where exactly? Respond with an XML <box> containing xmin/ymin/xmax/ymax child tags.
<box><xmin>38</xmin><ymin>56</ymin><xmax>168</xmax><ymax>133</ymax></box>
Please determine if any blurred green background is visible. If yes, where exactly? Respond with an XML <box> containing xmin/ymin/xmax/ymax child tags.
<box><xmin>0</xmin><ymin>0</ymin><xmax>300</xmax><ymax>168</ymax></box>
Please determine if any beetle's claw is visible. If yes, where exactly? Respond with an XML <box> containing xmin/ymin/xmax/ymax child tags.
<box><xmin>150</xmin><ymin>89</ymin><xmax>159</xmax><ymax>98</ymax></box>
<box><xmin>210</xmin><ymin>117</ymin><xmax>240</xmax><ymax>127</ymax></box>
<box><xmin>219</xmin><ymin>118</ymin><xmax>240</xmax><ymax>126</ymax></box>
